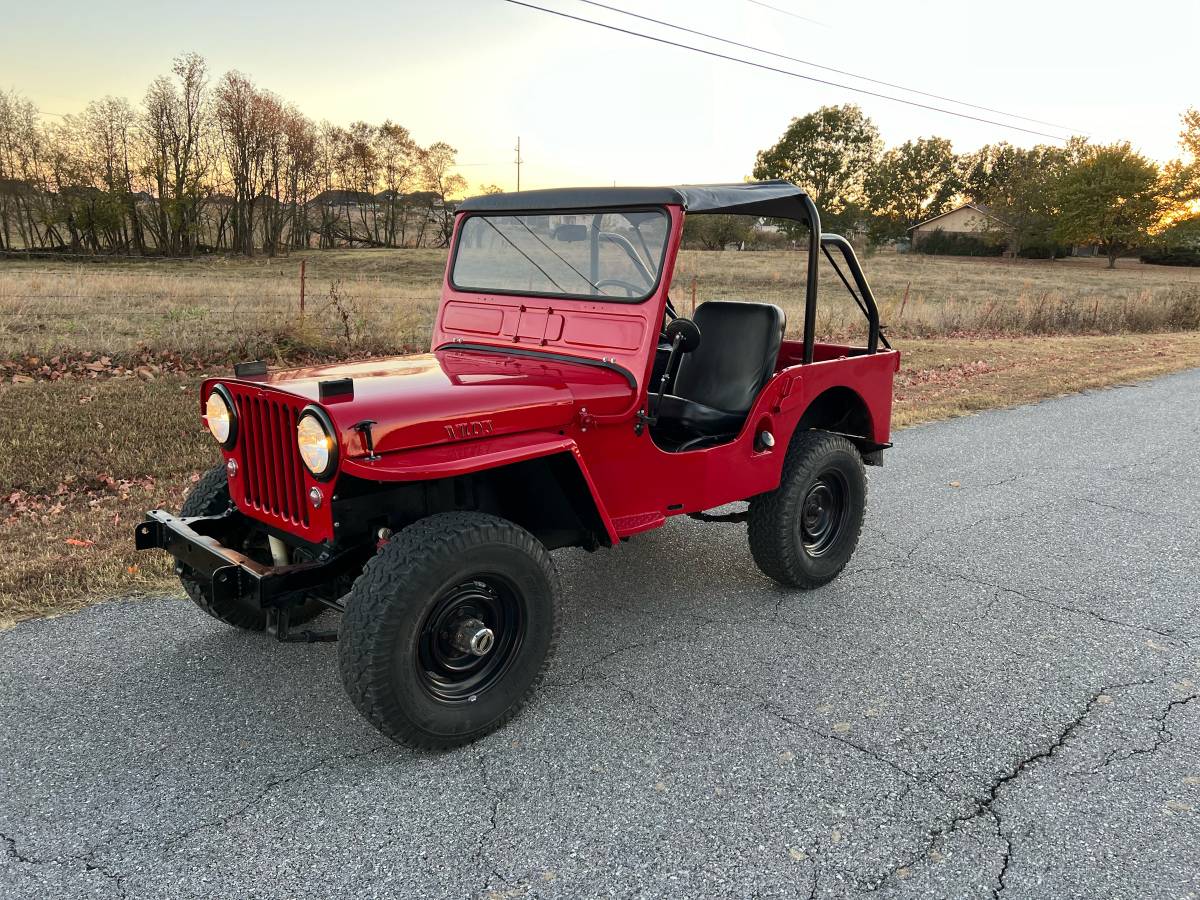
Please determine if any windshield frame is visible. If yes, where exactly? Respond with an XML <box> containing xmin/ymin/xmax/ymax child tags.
<box><xmin>448</xmin><ymin>206</ymin><xmax>673</xmax><ymax>304</ymax></box>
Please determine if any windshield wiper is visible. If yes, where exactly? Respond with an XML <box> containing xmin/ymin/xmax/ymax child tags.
<box><xmin>514</xmin><ymin>218</ymin><xmax>604</xmax><ymax>294</ymax></box>
<box><xmin>479</xmin><ymin>217</ymin><xmax>566</xmax><ymax>293</ymax></box>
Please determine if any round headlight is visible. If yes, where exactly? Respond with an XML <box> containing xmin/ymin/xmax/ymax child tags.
<box><xmin>297</xmin><ymin>411</ymin><xmax>337</xmax><ymax>478</ymax></box>
<box><xmin>205</xmin><ymin>387</ymin><xmax>236</xmax><ymax>448</ymax></box>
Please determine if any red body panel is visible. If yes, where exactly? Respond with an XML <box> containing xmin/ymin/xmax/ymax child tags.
<box><xmin>201</xmin><ymin>203</ymin><xmax>898</xmax><ymax>546</ymax></box>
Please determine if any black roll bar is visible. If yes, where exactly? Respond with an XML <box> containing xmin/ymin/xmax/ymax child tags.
<box><xmin>799</xmin><ymin>195</ymin><xmax>821</xmax><ymax>364</ymax></box>
<box><xmin>820</xmin><ymin>233</ymin><xmax>886</xmax><ymax>355</ymax></box>
<box><xmin>795</xmin><ymin>194</ymin><xmax>884</xmax><ymax>360</ymax></box>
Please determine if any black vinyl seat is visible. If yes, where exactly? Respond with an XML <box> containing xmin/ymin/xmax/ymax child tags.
<box><xmin>651</xmin><ymin>301</ymin><xmax>786</xmax><ymax>443</ymax></box>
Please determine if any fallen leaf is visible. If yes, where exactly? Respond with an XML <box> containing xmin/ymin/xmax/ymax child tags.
<box><xmin>779</xmin><ymin>750</ymin><xmax>795</xmax><ymax>763</ymax></box>
<box><xmin>789</xmin><ymin>848</ymin><xmax>807</xmax><ymax>861</ymax></box>
<box><xmin>126</xmin><ymin>565</ymin><xmax>139</xmax><ymax>575</ymax></box>
<box><xmin>653</xmin><ymin>781</ymin><xmax>667</xmax><ymax>793</ymax></box>
<box><xmin>833</xmin><ymin>722</ymin><xmax>851</xmax><ymax>733</ymax></box>
<box><xmin>948</xmin><ymin>481</ymin><xmax>960</xmax><ymax>488</ymax></box>
<box><xmin>65</xmin><ymin>538</ymin><xmax>95</xmax><ymax>547</ymax></box>
<box><xmin>12</xmin><ymin>374</ymin><xmax>33</xmax><ymax>384</ymax></box>
<box><xmin>189</xmin><ymin>472</ymin><xmax>201</xmax><ymax>483</ymax></box>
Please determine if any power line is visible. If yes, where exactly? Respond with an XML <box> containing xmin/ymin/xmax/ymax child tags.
<box><xmin>744</xmin><ymin>0</ymin><xmax>827</xmax><ymax>28</ymax></box>
<box><xmin>503</xmin><ymin>0</ymin><xmax>1075</xmax><ymax>142</ymax></box>
<box><xmin>573</xmin><ymin>0</ymin><xmax>1082</xmax><ymax>135</ymax></box>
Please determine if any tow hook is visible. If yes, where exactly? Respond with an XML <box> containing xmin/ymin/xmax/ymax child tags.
<box><xmin>578</xmin><ymin>407</ymin><xmax>594</xmax><ymax>432</ymax></box>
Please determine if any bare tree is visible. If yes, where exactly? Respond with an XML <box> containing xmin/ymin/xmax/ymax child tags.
<box><xmin>214</xmin><ymin>70</ymin><xmax>285</xmax><ymax>256</ymax></box>
<box><xmin>420</xmin><ymin>142</ymin><xmax>467</xmax><ymax>248</ymax></box>
<box><xmin>376</xmin><ymin>122</ymin><xmax>417</xmax><ymax>247</ymax></box>
<box><xmin>141</xmin><ymin>52</ymin><xmax>212</xmax><ymax>255</ymax></box>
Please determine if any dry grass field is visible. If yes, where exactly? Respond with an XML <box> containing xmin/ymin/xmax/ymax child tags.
<box><xmin>2</xmin><ymin>249</ymin><xmax>1198</xmax><ymax>365</ymax></box>
<box><xmin>2</xmin><ymin>247</ymin><xmax>1200</xmax><ymax>626</ymax></box>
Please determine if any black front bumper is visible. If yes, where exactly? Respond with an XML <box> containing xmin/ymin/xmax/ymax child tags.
<box><xmin>134</xmin><ymin>509</ymin><xmax>353</xmax><ymax>608</ymax></box>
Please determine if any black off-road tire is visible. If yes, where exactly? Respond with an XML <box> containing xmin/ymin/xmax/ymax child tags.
<box><xmin>338</xmin><ymin>512</ymin><xmax>561</xmax><ymax>750</ymax></box>
<box><xmin>178</xmin><ymin>464</ymin><xmax>321</xmax><ymax>630</ymax></box>
<box><xmin>747</xmin><ymin>431</ymin><xmax>867</xmax><ymax>589</ymax></box>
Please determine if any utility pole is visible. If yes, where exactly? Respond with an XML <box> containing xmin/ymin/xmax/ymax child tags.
<box><xmin>514</xmin><ymin>136</ymin><xmax>523</xmax><ymax>191</ymax></box>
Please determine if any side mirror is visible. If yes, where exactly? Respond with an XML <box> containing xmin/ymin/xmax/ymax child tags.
<box><xmin>553</xmin><ymin>223</ymin><xmax>587</xmax><ymax>242</ymax></box>
<box><xmin>664</xmin><ymin>317</ymin><xmax>701</xmax><ymax>353</ymax></box>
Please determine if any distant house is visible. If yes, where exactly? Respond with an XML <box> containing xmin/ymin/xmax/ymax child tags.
<box><xmin>308</xmin><ymin>189</ymin><xmax>378</xmax><ymax>209</ymax></box>
<box><xmin>907</xmin><ymin>203</ymin><xmax>1011</xmax><ymax>249</ymax></box>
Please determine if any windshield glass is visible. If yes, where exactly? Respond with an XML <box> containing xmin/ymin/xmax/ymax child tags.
<box><xmin>451</xmin><ymin>209</ymin><xmax>671</xmax><ymax>302</ymax></box>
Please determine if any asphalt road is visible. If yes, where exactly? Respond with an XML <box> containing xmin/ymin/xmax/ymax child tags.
<box><xmin>3</xmin><ymin>371</ymin><xmax>1199</xmax><ymax>900</ymax></box>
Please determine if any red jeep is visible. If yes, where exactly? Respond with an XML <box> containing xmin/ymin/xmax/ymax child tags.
<box><xmin>136</xmin><ymin>181</ymin><xmax>899</xmax><ymax>748</ymax></box>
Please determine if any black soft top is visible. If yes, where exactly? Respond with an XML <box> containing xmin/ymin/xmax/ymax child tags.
<box><xmin>457</xmin><ymin>180</ymin><xmax>812</xmax><ymax>223</ymax></box>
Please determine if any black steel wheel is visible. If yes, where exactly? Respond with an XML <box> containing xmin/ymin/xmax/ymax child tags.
<box><xmin>799</xmin><ymin>471</ymin><xmax>850</xmax><ymax>557</ymax></box>
<box><xmin>748</xmin><ymin>431</ymin><xmax>866</xmax><ymax>589</ymax></box>
<box><xmin>177</xmin><ymin>464</ymin><xmax>322</xmax><ymax>630</ymax></box>
<box><xmin>338</xmin><ymin>512</ymin><xmax>560</xmax><ymax>749</ymax></box>
<box><xmin>416</xmin><ymin>577</ymin><xmax>524</xmax><ymax>703</ymax></box>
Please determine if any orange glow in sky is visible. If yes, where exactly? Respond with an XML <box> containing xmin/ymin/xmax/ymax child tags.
<box><xmin>4</xmin><ymin>0</ymin><xmax>1197</xmax><ymax>192</ymax></box>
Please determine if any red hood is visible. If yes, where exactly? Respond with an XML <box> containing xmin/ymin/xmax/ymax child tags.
<box><xmin>236</xmin><ymin>350</ymin><xmax>632</xmax><ymax>459</ymax></box>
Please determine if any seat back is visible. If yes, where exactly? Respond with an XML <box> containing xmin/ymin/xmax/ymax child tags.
<box><xmin>673</xmin><ymin>301</ymin><xmax>786</xmax><ymax>415</ymax></box>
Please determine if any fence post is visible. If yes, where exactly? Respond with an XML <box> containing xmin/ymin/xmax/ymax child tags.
<box><xmin>690</xmin><ymin>275</ymin><xmax>697</xmax><ymax>317</ymax></box>
<box><xmin>299</xmin><ymin>259</ymin><xmax>306</xmax><ymax>319</ymax></box>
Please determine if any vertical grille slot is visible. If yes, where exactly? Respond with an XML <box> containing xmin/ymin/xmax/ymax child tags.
<box><xmin>229</xmin><ymin>388</ymin><xmax>309</xmax><ymax>528</ymax></box>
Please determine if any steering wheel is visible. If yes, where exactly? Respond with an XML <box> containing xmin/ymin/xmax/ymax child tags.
<box><xmin>594</xmin><ymin>278</ymin><xmax>645</xmax><ymax>297</ymax></box>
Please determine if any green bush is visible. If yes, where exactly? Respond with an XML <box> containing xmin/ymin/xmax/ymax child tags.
<box><xmin>1017</xmin><ymin>241</ymin><xmax>1072</xmax><ymax>260</ymax></box>
<box><xmin>915</xmin><ymin>231</ymin><xmax>1004</xmax><ymax>257</ymax></box>
<box><xmin>1140</xmin><ymin>246</ymin><xmax>1200</xmax><ymax>267</ymax></box>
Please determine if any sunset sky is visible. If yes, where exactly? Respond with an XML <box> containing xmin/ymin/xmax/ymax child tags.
<box><xmin>4</xmin><ymin>0</ymin><xmax>1196</xmax><ymax>193</ymax></box>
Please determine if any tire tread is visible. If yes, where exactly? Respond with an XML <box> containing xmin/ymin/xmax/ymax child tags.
<box><xmin>747</xmin><ymin>430</ymin><xmax>866</xmax><ymax>589</ymax></box>
<box><xmin>338</xmin><ymin>512</ymin><xmax>561</xmax><ymax>749</ymax></box>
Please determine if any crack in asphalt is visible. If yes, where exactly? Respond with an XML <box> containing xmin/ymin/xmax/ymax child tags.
<box><xmin>762</xmin><ymin>706</ymin><xmax>934</xmax><ymax>791</ymax></box>
<box><xmin>992</xmin><ymin>829</ymin><xmax>1013</xmax><ymax>899</ymax></box>
<box><xmin>922</xmin><ymin>564</ymin><xmax>1180</xmax><ymax>639</ymax></box>
<box><xmin>852</xmin><ymin>672</ymin><xmax>1171</xmax><ymax>896</ymax></box>
<box><xmin>543</xmin><ymin>617</ymin><xmax>725</xmax><ymax>690</ymax></box>
<box><xmin>1092</xmin><ymin>689</ymin><xmax>1200</xmax><ymax>775</ymax></box>
<box><xmin>2</xmin><ymin>830</ymin><xmax>35</xmax><ymax>865</ymax></box>
<box><xmin>2</xmin><ymin>830</ymin><xmax>128</xmax><ymax>899</ymax></box>
<box><xmin>471</xmin><ymin>751</ymin><xmax>512</xmax><ymax>897</ymax></box>
<box><xmin>161</xmin><ymin>742</ymin><xmax>393</xmax><ymax>850</ymax></box>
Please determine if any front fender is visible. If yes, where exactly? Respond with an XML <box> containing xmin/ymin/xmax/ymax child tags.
<box><xmin>339</xmin><ymin>431</ymin><xmax>618</xmax><ymax>547</ymax></box>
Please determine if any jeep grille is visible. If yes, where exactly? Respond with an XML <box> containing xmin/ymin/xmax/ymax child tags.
<box><xmin>228</xmin><ymin>388</ymin><xmax>310</xmax><ymax>528</ymax></box>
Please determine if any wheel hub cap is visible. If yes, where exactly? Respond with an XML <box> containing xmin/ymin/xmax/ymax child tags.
<box><xmin>452</xmin><ymin>618</ymin><xmax>495</xmax><ymax>657</ymax></box>
<box><xmin>416</xmin><ymin>578</ymin><xmax>523</xmax><ymax>703</ymax></box>
<box><xmin>799</xmin><ymin>472</ymin><xmax>848</xmax><ymax>557</ymax></box>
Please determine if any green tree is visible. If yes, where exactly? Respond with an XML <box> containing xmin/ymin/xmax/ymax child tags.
<box><xmin>1054</xmin><ymin>142</ymin><xmax>1163</xmax><ymax>268</ymax></box>
<box><xmin>960</xmin><ymin>142</ymin><xmax>1075</xmax><ymax>254</ymax></box>
<box><xmin>682</xmin><ymin>213</ymin><xmax>753</xmax><ymax>250</ymax></box>
<box><xmin>864</xmin><ymin>137</ymin><xmax>959</xmax><ymax>242</ymax></box>
<box><xmin>752</xmin><ymin>104</ymin><xmax>881</xmax><ymax>233</ymax></box>
<box><xmin>1163</xmin><ymin>107</ymin><xmax>1200</xmax><ymax>210</ymax></box>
